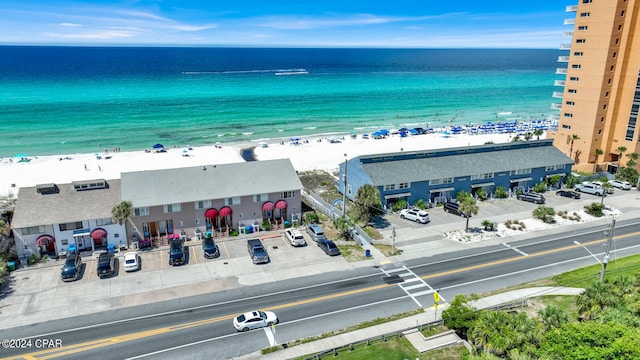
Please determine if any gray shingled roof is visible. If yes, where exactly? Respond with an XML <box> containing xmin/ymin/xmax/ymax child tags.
<box><xmin>12</xmin><ymin>179</ymin><xmax>122</xmax><ymax>228</ymax></box>
<box><xmin>120</xmin><ymin>159</ymin><xmax>302</xmax><ymax>207</ymax></box>
<box><xmin>362</xmin><ymin>146</ymin><xmax>572</xmax><ymax>185</ymax></box>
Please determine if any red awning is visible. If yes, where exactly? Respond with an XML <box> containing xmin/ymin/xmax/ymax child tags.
<box><xmin>219</xmin><ymin>206</ymin><xmax>232</xmax><ymax>217</ymax></box>
<box><xmin>275</xmin><ymin>200</ymin><xmax>288</xmax><ymax>209</ymax></box>
<box><xmin>91</xmin><ymin>228</ymin><xmax>107</xmax><ymax>240</ymax></box>
<box><xmin>262</xmin><ymin>202</ymin><xmax>274</xmax><ymax>211</ymax></box>
<box><xmin>204</xmin><ymin>208</ymin><xmax>219</xmax><ymax>218</ymax></box>
<box><xmin>36</xmin><ymin>235</ymin><xmax>55</xmax><ymax>247</ymax></box>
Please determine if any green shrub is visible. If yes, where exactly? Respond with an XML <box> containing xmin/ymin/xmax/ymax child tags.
<box><xmin>584</xmin><ymin>202</ymin><xmax>605</xmax><ymax>217</ymax></box>
<box><xmin>495</xmin><ymin>186</ymin><xmax>509</xmax><ymax>199</ymax></box>
<box><xmin>533</xmin><ymin>182</ymin><xmax>547</xmax><ymax>193</ymax></box>
<box><xmin>304</xmin><ymin>212</ymin><xmax>320</xmax><ymax>224</ymax></box>
<box><xmin>391</xmin><ymin>199</ymin><xmax>408</xmax><ymax>212</ymax></box>
<box><xmin>412</xmin><ymin>199</ymin><xmax>428</xmax><ymax>209</ymax></box>
<box><xmin>533</xmin><ymin>206</ymin><xmax>556</xmax><ymax>224</ymax></box>
<box><xmin>476</xmin><ymin>188</ymin><xmax>488</xmax><ymax>201</ymax></box>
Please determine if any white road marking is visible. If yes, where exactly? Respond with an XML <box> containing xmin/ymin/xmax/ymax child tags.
<box><xmin>264</xmin><ymin>326</ymin><xmax>277</xmax><ymax>346</ymax></box>
<box><xmin>502</xmin><ymin>243</ymin><xmax>528</xmax><ymax>256</ymax></box>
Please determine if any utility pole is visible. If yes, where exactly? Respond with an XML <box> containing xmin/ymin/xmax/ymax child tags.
<box><xmin>342</xmin><ymin>153</ymin><xmax>348</xmax><ymax>216</ymax></box>
<box><xmin>600</xmin><ymin>218</ymin><xmax>615</xmax><ymax>282</ymax></box>
<box><xmin>392</xmin><ymin>227</ymin><xmax>396</xmax><ymax>255</ymax></box>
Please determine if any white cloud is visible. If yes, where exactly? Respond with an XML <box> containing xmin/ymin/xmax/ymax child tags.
<box><xmin>255</xmin><ymin>13</ymin><xmax>457</xmax><ymax>30</ymax></box>
<box><xmin>58</xmin><ymin>22</ymin><xmax>82</xmax><ymax>27</ymax></box>
<box><xmin>42</xmin><ymin>30</ymin><xmax>138</xmax><ymax>40</ymax></box>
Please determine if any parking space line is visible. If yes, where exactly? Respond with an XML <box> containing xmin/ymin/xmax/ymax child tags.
<box><xmin>222</xmin><ymin>242</ymin><xmax>230</xmax><ymax>259</ymax></box>
<box><xmin>191</xmin><ymin>246</ymin><xmax>198</xmax><ymax>264</ymax></box>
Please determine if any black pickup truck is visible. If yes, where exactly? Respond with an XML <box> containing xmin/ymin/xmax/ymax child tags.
<box><xmin>247</xmin><ymin>239</ymin><xmax>269</xmax><ymax>264</ymax></box>
<box><xmin>169</xmin><ymin>238</ymin><xmax>186</xmax><ymax>266</ymax></box>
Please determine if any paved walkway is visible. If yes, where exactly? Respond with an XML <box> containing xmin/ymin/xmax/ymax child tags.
<box><xmin>255</xmin><ymin>286</ymin><xmax>584</xmax><ymax>359</ymax></box>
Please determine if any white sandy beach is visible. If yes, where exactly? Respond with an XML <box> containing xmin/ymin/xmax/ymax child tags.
<box><xmin>0</xmin><ymin>132</ymin><xmax>536</xmax><ymax>197</ymax></box>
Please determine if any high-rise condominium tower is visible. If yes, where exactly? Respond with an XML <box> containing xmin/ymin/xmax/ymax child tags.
<box><xmin>551</xmin><ymin>0</ymin><xmax>640</xmax><ymax>172</ymax></box>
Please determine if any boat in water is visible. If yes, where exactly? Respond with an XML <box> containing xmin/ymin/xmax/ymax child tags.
<box><xmin>274</xmin><ymin>69</ymin><xmax>309</xmax><ymax>76</ymax></box>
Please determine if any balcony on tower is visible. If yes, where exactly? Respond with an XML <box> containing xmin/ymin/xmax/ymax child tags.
<box><xmin>552</xmin><ymin>91</ymin><xmax>565</xmax><ymax>99</ymax></box>
<box><xmin>548</xmin><ymin>113</ymin><xmax>560</xmax><ymax>121</ymax></box>
<box><xmin>557</xmin><ymin>56</ymin><xmax>570</xmax><ymax>63</ymax></box>
<box><xmin>556</xmin><ymin>68</ymin><xmax>568</xmax><ymax>75</ymax></box>
<box><xmin>554</xmin><ymin>80</ymin><xmax>566</xmax><ymax>87</ymax></box>
<box><xmin>550</xmin><ymin>103</ymin><xmax>563</xmax><ymax>110</ymax></box>
<box><xmin>559</xmin><ymin>43</ymin><xmax>572</xmax><ymax>50</ymax></box>
<box><xmin>563</xmin><ymin>18</ymin><xmax>576</xmax><ymax>25</ymax></box>
<box><xmin>566</xmin><ymin>5</ymin><xmax>578</xmax><ymax>12</ymax></box>
<box><xmin>562</xmin><ymin>31</ymin><xmax>574</xmax><ymax>38</ymax></box>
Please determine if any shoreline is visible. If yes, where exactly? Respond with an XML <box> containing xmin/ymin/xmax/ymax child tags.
<box><xmin>0</xmin><ymin>130</ymin><xmax>543</xmax><ymax>197</ymax></box>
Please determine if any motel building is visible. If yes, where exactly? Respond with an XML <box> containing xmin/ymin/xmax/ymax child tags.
<box><xmin>338</xmin><ymin>140</ymin><xmax>573</xmax><ymax>209</ymax></box>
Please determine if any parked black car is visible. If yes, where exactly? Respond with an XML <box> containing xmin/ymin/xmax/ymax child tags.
<box><xmin>169</xmin><ymin>238</ymin><xmax>186</xmax><ymax>266</ymax></box>
<box><xmin>556</xmin><ymin>190</ymin><xmax>581</xmax><ymax>199</ymax></box>
<box><xmin>318</xmin><ymin>239</ymin><xmax>341</xmax><ymax>256</ymax></box>
<box><xmin>443</xmin><ymin>201</ymin><xmax>469</xmax><ymax>217</ymax></box>
<box><xmin>203</xmin><ymin>235</ymin><xmax>220</xmax><ymax>259</ymax></box>
<box><xmin>97</xmin><ymin>252</ymin><xmax>116</xmax><ymax>278</ymax></box>
<box><xmin>61</xmin><ymin>253</ymin><xmax>82</xmax><ymax>282</ymax></box>
<box><xmin>517</xmin><ymin>192</ymin><xmax>546</xmax><ymax>204</ymax></box>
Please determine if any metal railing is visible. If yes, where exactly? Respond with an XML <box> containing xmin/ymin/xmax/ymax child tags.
<box><xmin>301</xmin><ymin>189</ymin><xmax>343</xmax><ymax>220</ymax></box>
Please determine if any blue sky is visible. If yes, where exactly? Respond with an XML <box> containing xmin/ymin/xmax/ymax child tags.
<box><xmin>0</xmin><ymin>1</ymin><xmax>570</xmax><ymax>47</ymax></box>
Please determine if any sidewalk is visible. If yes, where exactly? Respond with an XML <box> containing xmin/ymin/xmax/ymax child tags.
<box><xmin>256</xmin><ymin>286</ymin><xmax>584</xmax><ymax>360</ymax></box>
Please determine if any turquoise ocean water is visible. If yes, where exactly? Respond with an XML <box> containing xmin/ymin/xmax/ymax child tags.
<box><xmin>0</xmin><ymin>47</ymin><xmax>561</xmax><ymax>157</ymax></box>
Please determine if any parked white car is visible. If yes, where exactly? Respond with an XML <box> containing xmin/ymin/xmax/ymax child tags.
<box><xmin>399</xmin><ymin>208</ymin><xmax>430</xmax><ymax>224</ymax></box>
<box><xmin>123</xmin><ymin>252</ymin><xmax>141</xmax><ymax>272</ymax></box>
<box><xmin>609</xmin><ymin>179</ymin><xmax>631</xmax><ymax>190</ymax></box>
<box><xmin>590</xmin><ymin>181</ymin><xmax>615</xmax><ymax>194</ymax></box>
<box><xmin>283</xmin><ymin>228</ymin><xmax>306</xmax><ymax>247</ymax></box>
<box><xmin>574</xmin><ymin>182</ymin><xmax>605</xmax><ymax>196</ymax></box>
<box><xmin>233</xmin><ymin>310</ymin><xmax>278</xmax><ymax>332</ymax></box>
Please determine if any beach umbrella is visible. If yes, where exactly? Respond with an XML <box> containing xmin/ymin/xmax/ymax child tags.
<box><xmin>152</xmin><ymin>143</ymin><xmax>164</xmax><ymax>149</ymax></box>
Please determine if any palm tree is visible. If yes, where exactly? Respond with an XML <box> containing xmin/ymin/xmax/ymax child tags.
<box><xmin>626</xmin><ymin>152</ymin><xmax>639</xmax><ymax>168</ymax></box>
<box><xmin>459</xmin><ymin>196</ymin><xmax>479</xmax><ymax>232</ymax></box>
<box><xmin>524</xmin><ymin>132</ymin><xmax>533</xmax><ymax>141</ymax></box>
<box><xmin>600</xmin><ymin>181</ymin><xmax>613</xmax><ymax>206</ymax></box>
<box><xmin>538</xmin><ymin>305</ymin><xmax>569</xmax><ymax>331</ymax></box>
<box><xmin>533</xmin><ymin>128</ymin><xmax>544</xmax><ymax>140</ymax></box>
<box><xmin>593</xmin><ymin>148</ymin><xmax>604</xmax><ymax>173</ymax></box>
<box><xmin>354</xmin><ymin>184</ymin><xmax>383</xmax><ymax>224</ymax></box>
<box><xmin>576</xmin><ymin>281</ymin><xmax>617</xmax><ymax>320</ymax></box>
<box><xmin>617</xmin><ymin>146</ymin><xmax>628</xmax><ymax>168</ymax></box>
<box><xmin>112</xmin><ymin>200</ymin><xmax>133</xmax><ymax>247</ymax></box>
<box><xmin>569</xmin><ymin>134</ymin><xmax>580</xmax><ymax>160</ymax></box>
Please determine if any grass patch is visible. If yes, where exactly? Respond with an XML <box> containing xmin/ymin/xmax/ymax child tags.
<box><xmin>419</xmin><ymin>323</ymin><xmax>450</xmax><ymax>338</ymax></box>
<box><xmin>337</xmin><ymin>244</ymin><xmax>367</xmax><ymax>262</ymax></box>
<box><xmin>551</xmin><ymin>253</ymin><xmax>640</xmax><ymax>287</ymax></box>
<box><xmin>373</xmin><ymin>244</ymin><xmax>400</xmax><ymax>256</ymax></box>
<box><xmin>538</xmin><ymin>295</ymin><xmax>579</xmax><ymax>319</ymax></box>
<box><xmin>362</xmin><ymin>226</ymin><xmax>384</xmax><ymax>240</ymax></box>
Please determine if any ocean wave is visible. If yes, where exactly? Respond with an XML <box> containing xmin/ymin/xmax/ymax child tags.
<box><xmin>182</xmin><ymin>68</ymin><xmax>307</xmax><ymax>75</ymax></box>
<box><xmin>303</xmin><ymin>126</ymin><xmax>317</xmax><ymax>130</ymax></box>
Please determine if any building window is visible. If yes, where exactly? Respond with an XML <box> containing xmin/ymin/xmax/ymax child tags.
<box><xmin>281</xmin><ymin>191</ymin><xmax>294</xmax><ymax>199</ymax></box>
<box><xmin>570</xmin><ymin>77</ymin><xmax>579</xmax><ymax>82</ymax></box>
<box><xmin>347</xmin><ymin>184</ymin><xmax>352</xmax><ymax>196</ymax></box>
<box><xmin>430</xmin><ymin>178</ymin><xmax>453</xmax><ymax>185</ymax></box>
<box><xmin>163</xmin><ymin>203</ymin><xmax>182</xmax><ymax>213</ymax></box>
<box><xmin>61</xmin><ymin>239</ymin><xmax>68</xmax><ymax>246</ymax></box>
<box><xmin>471</xmin><ymin>173</ymin><xmax>494</xmax><ymax>181</ymax></box>
<box><xmin>194</xmin><ymin>200</ymin><xmax>211</xmax><ymax>209</ymax></box>
<box><xmin>616</xmin><ymin>38</ymin><xmax>620</xmax><ymax>45</ymax></box>
<box><xmin>21</xmin><ymin>226</ymin><xmax>46</xmax><ymax>235</ymax></box>
<box><xmin>59</xmin><ymin>222</ymin><xmax>83</xmax><ymax>231</ymax></box>
<box><xmin>625</xmin><ymin>71</ymin><xmax>640</xmax><ymax>141</ymax></box>
<box><xmin>133</xmin><ymin>207</ymin><xmax>149</xmax><ymax>217</ymax></box>
<box><xmin>573</xmin><ymin>51</ymin><xmax>584</xmax><ymax>56</ymax></box>
<box><xmin>613</xmin><ymin>52</ymin><xmax>617</xmax><ymax>58</ymax></box>
<box><xmin>564</xmin><ymin>113</ymin><xmax>573</xmax><ymax>118</ymax></box>
<box><xmin>96</xmin><ymin>218</ymin><xmax>113</xmax><ymax>226</ymax></box>
<box><xmin>610</xmin><ymin>65</ymin><xmax>615</xmax><ymax>71</ymax></box>
<box><xmin>546</xmin><ymin>164</ymin><xmax>565</xmax><ymax>171</ymax></box>
<box><xmin>621</xmin><ymin>10</ymin><xmax>625</xmax><ymax>16</ymax></box>
<box><xmin>398</xmin><ymin>182</ymin><xmax>410</xmax><ymax>189</ymax></box>
<box><xmin>618</xmin><ymin>24</ymin><xmax>623</xmax><ymax>31</ymax></box>
<box><xmin>224</xmin><ymin>197</ymin><xmax>241</xmax><ymax>206</ymax></box>
<box><xmin>605</xmin><ymin>92</ymin><xmax>609</xmax><ymax>98</ymax></box>
<box><xmin>598</xmin><ymin>129</ymin><xmax>603</xmax><ymax>135</ymax></box>
<box><xmin>577</xmin><ymin>26</ymin><xmax>587</xmax><ymax>31</ymax></box>
<box><xmin>580</xmin><ymin>12</ymin><xmax>590</xmax><ymax>17</ymax></box>
<box><xmin>582</xmin><ymin>0</ymin><xmax>592</xmax><ymax>3</ymax></box>
<box><xmin>510</xmin><ymin>169</ymin><xmax>531</xmax><ymax>176</ymax></box>
<box><xmin>603</xmin><ymin>104</ymin><xmax>607</xmax><ymax>110</ymax></box>
<box><xmin>562</xmin><ymin>124</ymin><xmax>571</xmax><ymax>129</ymax></box>
<box><xmin>566</xmin><ymin>101</ymin><xmax>575</xmax><ymax>106</ymax></box>
<box><xmin>253</xmin><ymin>194</ymin><xmax>268</xmax><ymax>202</ymax></box>
<box><xmin>568</xmin><ymin>89</ymin><xmax>577</xmax><ymax>94</ymax></box>
<box><xmin>576</xmin><ymin>39</ymin><xmax>586</xmax><ymax>44</ymax></box>
<box><xmin>572</xmin><ymin>64</ymin><xmax>581</xmax><ymax>69</ymax></box>
<box><xmin>384</xmin><ymin>184</ymin><xmax>396</xmax><ymax>191</ymax></box>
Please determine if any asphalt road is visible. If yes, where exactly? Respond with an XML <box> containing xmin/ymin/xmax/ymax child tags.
<box><xmin>3</xmin><ymin>219</ymin><xmax>640</xmax><ymax>360</ymax></box>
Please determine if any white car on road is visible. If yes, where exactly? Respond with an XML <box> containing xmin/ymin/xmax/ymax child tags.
<box><xmin>283</xmin><ymin>228</ymin><xmax>306</xmax><ymax>247</ymax></box>
<box><xmin>233</xmin><ymin>310</ymin><xmax>278</xmax><ymax>332</ymax></box>
<box><xmin>399</xmin><ymin>208</ymin><xmax>430</xmax><ymax>224</ymax></box>
<box><xmin>123</xmin><ymin>252</ymin><xmax>141</xmax><ymax>272</ymax></box>
<box><xmin>609</xmin><ymin>179</ymin><xmax>631</xmax><ymax>190</ymax></box>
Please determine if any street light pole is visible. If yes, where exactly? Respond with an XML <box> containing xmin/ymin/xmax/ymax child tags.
<box><xmin>574</xmin><ymin>218</ymin><xmax>615</xmax><ymax>282</ymax></box>
<box><xmin>342</xmin><ymin>153</ymin><xmax>347</xmax><ymax>216</ymax></box>
<box><xmin>392</xmin><ymin>227</ymin><xmax>396</xmax><ymax>255</ymax></box>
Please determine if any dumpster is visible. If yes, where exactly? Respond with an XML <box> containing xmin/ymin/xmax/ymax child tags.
<box><xmin>365</xmin><ymin>249</ymin><xmax>371</xmax><ymax>257</ymax></box>
<box><xmin>245</xmin><ymin>225</ymin><xmax>253</xmax><ymax>234</ymax></box>
<box><xmin>7</xmin><ymin>262</ymin><xmax>16</xmax><ymax>271</ymax></box>
<box><xmin>108</xmin><ymin>244</ymin><xmax>115</xmax><ymax>253</ymax></box>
